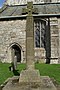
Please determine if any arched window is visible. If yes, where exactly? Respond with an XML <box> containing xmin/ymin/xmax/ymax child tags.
<box><xmin>34</xmin><ymin>19</ymin><xmax>46</xmax><ymax>48</ymax></box>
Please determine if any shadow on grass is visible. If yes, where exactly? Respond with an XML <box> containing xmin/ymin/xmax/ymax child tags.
<box><xmin>9</xmin><ymin>66</ymin><xmax>20</xmax><ymax>76</ymax></box>
<box><xmin>13</xmin><ymin>70</ymin><xmax>20</xmax><ymax>76</ymax></box>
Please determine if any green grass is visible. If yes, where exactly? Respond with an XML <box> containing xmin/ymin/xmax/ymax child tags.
<box><xmin>0</xmin><ymin>63</ymin><xmax>26</xmax><ymax>85</ymax></box>
<box><xmin>35</xmin><ymin>63</ymin><xmax>60</xmax><ymax>84</ymax></box>
<box><xmin>0</xmin><ymin>63</ymin><xmax>60</xmax><ymax>85</ymax></box>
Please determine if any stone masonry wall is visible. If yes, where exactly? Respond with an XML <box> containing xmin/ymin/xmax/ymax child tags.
<box><xmin>50</xmin><ymin>18</ymin><xmax>59</xmax><ymax>64</ymax></box>
<box><xmin>0</xmin><ymin>20</ymin><xmax>26</xmax><ymax>63</ymax></box>
<box><xmin>0</xmin><ymin>18</ymin><xmax>59</xmax><ymax>64</ymax></box>
<box><xmin>58</xmin><ymin>18</ymin><xmax>60</xmax><ymax>63</ymax></box>
<box><xmin>5</xmin><ymin>0</ymin><xmax>60</xmax><ymax>5</ymax></box>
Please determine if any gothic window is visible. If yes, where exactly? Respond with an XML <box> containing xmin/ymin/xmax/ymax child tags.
<box><xmin>34</xmin><ymin>20</ymin><xmax>46</xmax><ymax>48</ymax></box>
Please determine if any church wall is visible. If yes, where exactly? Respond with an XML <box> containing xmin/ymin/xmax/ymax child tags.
<box><xmin>0</xmin><ymin>0</ymin><xmax>60</xmax><ymax>64</ymax></box>
<box><xmin>0</xmin><ymin>20</ymin><xmax>26</xmax><ymax>63</ymax></box>
<box><xmin>58</xmin><ymin>18</ymin><xmax>60</xmax><ymax>63</ymax></box>
<box><xmin>50</xmin><ymin>18</ymin><xmax>59</xmax><ymax>64</ymax></box>
<box><xmin>0</xmin><ymin>18</ymin><xmax>59</xmax><ymax>64</ymax></box>
<box><xmin>5</xmin><ymin>0</ymin><xmax>60</xmax><ymax>5</ymax></box>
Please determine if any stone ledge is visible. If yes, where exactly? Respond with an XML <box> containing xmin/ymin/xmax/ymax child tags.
<box><xmin>3</xmin><ymin>75</ymin><xmax>57</xmax><ymax>90</ymax></box>
<box><xmin>19</xmin><ymin>70</ymin><xmax>41</xmax><ymax>85</ymax></box>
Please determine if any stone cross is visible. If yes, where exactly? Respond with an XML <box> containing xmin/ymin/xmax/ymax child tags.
<box><xmin>22</xmin><ymin>2</ymin><xmax>38</xmax><ymax>16</ymax></box>
<box><xmin>22</xmin><ymin>2</ymin><xmax>38</xmax><ymax>69</ymax></box>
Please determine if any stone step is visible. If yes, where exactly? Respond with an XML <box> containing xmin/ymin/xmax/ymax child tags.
<box><xmin>3</xmin><ymin>76</ymin><xmax>57</xmax><ymax>90</ymax></box>
<box><xmin>19</xmin><ymin>70</ymin><xmax>41</xmax><ymax>86</ymax></box>
<box><xmin>3</xmin><ymin>70</ymin><xmax>57</xmax><ymax>90</ymax></box>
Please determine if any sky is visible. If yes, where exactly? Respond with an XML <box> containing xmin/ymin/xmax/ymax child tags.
<box><xmin>0</xmin><ymin>0</ymin><xmax>5</xmax><ymax>8</ymax></box>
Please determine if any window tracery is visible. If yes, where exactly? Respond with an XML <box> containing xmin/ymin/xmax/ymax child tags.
<box><xmin>34</xmin><ymin>20</ymin><xmax>46</xmax><ymax>48</ymax></box>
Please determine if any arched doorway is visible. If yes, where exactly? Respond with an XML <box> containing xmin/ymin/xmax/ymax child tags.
<box><xmin>11</xmin><ymin>44</ymin><xmax>21</xmax><ymax>62</ymax></box>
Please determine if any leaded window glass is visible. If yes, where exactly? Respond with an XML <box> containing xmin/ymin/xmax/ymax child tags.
<box><xmin>34</xmin><ymin>20</ymin><xmax>46</xmax><ymax>48</ymax></box>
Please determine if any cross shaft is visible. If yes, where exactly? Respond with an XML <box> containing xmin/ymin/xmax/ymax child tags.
<box><xmin>22</xmin><ymin>2</ymin><xmax>38</xmax><ymax>69</ymax></box>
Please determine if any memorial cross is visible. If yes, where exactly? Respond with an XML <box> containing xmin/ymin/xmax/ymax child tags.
<box><xmin>22</xmin><ymin>2</ymin><xmax>38</xmax><ymax>69</ymax></box>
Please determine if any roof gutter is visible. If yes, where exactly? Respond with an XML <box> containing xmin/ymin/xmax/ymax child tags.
<box><xmin>0</xmin><ymin>14</ymin><xmax>60</xmax><ymax>20</ymax></box>
<box><xmin>0</xmin><ymin>15</ymin><xmax>26</xmax><ymax>20</ymax></box>
<box><xmin>33</xmin><ymin>14</ymin><xmax>60</xmax><ymax>18</ymax></box>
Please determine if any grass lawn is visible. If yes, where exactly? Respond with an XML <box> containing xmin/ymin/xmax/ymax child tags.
<box><xmin>35</xmin><ymin>63</ymin><xmax>60</xmax><ymax>85</ymax></box>
<box><xmin>0</xmin><ymin>62</ymin><xmax>26</xmax><ymax>85</ymax></box>
<box><xmin>0</xmin><ymin>63</ymin><xmax>60</xmax><ymax>85</ymax></box>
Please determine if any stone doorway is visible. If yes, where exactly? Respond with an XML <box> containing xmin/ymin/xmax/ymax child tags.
<box><xmin>11</xmin><ymin>44</ymin><xmax>21</xmax><ymax>62</ymax></box>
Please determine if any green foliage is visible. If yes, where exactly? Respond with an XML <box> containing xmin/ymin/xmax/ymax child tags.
<box><xmin>35</xmin><ymin>63</ymin><xmax>60</xmax><ymax>84</ymax></box>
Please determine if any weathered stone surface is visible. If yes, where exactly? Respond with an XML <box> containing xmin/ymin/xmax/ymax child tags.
<box><xmin>22</xmin><ymin>2</ymin><xmax>38</xmax><ymax>69</ymax></box>
<box><xmin>5</xmin><ymin>0</ymin><xmax>60</xmax><ymax>5</ymax></box>
<box><xmin>19</xmin><ymin>70</ymin><xmax>41</xmax><ymax>84</ymax></box>
<box><xmin>0</xmin><ymin>18</ymin><xmax>59</xmax><ymax>64</ymax></box>
<box><xmin>0</xmin><ymin>20</ymin><xmax>26</xmax><ymax>63</ymax></box>
<box><xmin>5</xmin><ymin>0</ymin><xmax>44</xmax><ymax>5</ymax></box>
<box><xmin>0</xmin><ymin>5</ymin><xmax>60</xmax><ymax>64</ymax></box>
<box><xmin>58</xmin><ymin>18</ymin><xmax>60</xmax><ymax>63</ymax></box>
<box><xmin>35</xmin><ymin>48</ymin><xmax>46</xmax><ymax>63</ymax></box>
<box><xmin>3</xmin><ymin>76</ymin><xmax>57</xmax><ymax>90</ymax></box>
<box><xmin>50</xmin><ymin>18</ymin><xmax>59</xmax><ymax>64</ymax></box>
<box><xmin>40</xmin><ymin>76</ymin><xmax>57</xmax><ymax>90</ymax></box>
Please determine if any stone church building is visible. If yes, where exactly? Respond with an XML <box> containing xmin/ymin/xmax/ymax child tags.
<box><xmin>0</xmin><ymin>0</ymin><xmax>60</xmax><ymax>64</ymax></box>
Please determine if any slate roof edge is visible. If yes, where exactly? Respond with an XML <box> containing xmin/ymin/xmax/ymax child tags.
<box><xmin>33</xmin><ymin>2</ymin><xmax>60</xmax><ymax>5</ymax></box>
<box><xmin>0</xmin><ymin>14</ymin><xmax>60</xmax><ymax>20</ymax></box>
<box><xmin>0</xmin><ymin>3</ymin><xmax>60</xmax><ymax>20</ymax></box>
<box><xmin>0</xmin><ymin>5</ymin><xmax>8</xmax><ymax>13</ymax></box>
<box><xmin>0</xmin><ymin>15</ymin><xmax>26</xmax><ymax>20</ymax></box>
<box><xmin>33</xmin><ymin>14</ymin><xmax>60</xmax><ymax>17</ymax></box>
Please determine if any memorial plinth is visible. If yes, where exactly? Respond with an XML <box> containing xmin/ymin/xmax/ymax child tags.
<box><xmin>2</xmin><ymin>2</ymin><xmax>57</xmax><ymax>90</ymax></box>
<box><xmin>19</xmin><ymin>1</ymin><xmax>41</xmax><ymax>85</ymax></box>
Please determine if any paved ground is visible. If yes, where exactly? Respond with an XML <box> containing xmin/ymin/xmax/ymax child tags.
<box><xmin>51</xmin><ymin>78</ymin><xmax>60</xmax><ymax>90</ymax></box>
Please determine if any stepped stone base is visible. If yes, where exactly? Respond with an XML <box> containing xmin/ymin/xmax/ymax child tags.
<box><xmin>19</xmin><ymin>70</ymin><xmax>41</xmax><ymax>85</ymax></box>
<box><xmin>2</xmin><ymin>70</ymin><xmax>57</xmax><ymax>90</ymax></box>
